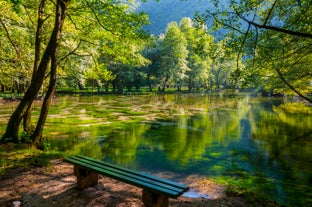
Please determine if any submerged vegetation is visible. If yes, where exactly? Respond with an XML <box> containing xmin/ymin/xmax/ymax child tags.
<box><xmin>274</xmin><ymin>102</ymin><xmax>312</xmax><ymax>114</ymax></box>
<box><xmin>1</xmin><ymin>94</ymin><xmax>311</xmax><ymax>206</ymax></box>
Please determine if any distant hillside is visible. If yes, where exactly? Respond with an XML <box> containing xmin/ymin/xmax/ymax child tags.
<box><xmin>136</xmin><ymin>0</ymin><xmax>212</xmax><ymax>35</ymax></box>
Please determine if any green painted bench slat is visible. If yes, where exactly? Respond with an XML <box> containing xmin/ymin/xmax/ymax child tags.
<box><xmin>65</xmin><ymin>157</ymin><xmax>178</xmax><ymax>197</ymax></box>
<box><xmin>64</xmin><ymin>155</ymin><xmax>189</xmax><ymax>198</ymax></box>
<box><xmin>76</xmin><ymin>155</ymin><xmax>188</xmax><ymax>190</ymax></box>
<box><xmin>76</xmin><ymin>155</ymin><xmax>187</xmax><ymax>192</ymax></box>
<box><xmin>69</xmin><ymin>156</ymin><xmax>184</xmax><ymax>195</ymax></box>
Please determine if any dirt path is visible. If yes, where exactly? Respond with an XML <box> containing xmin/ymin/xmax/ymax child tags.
<box><xmin>0</xmin><ymin>160</ymin><xmax>271</xmax><ymax>207</ymax></box>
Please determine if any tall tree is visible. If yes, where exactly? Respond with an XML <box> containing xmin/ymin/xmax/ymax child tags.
<box><xmin>159</xmin><ymin>22</ymin><xmax>189</xmax><ymax>91</ymax></box>
<box><xmin>209</xmin><ymin>39</ymin><xmax>238</xmax><ymax>90</ymax></box>
<box><xmin>141</xmin><ymin>36</ymin><xmax>163</xmax><ymax>91</ymax></box>
<box><xmin>179</xmin><ymin>17</ymin><xmax>214</xmax><ymax>91</ymax></box>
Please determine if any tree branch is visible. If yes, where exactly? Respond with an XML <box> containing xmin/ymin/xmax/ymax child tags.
<box><xmin>238</xmin><ymin>14</ymin><xmax>312</xmax><ymax>39</ymax></box>
<box><xmin>263</xmin><ymin>0</ymin><xmax>278</xmax><ymax>25</ymax></box>
<box><xmin>207</xmin><ymin>11</ymin><xmax>245</xmax><ymax>34</ymax></box>
<box><xmin>58</xmin><ymin>39</ymin><xmax>82</xmax><ymax>62</ymax></box>
<box><xmin>84</xmin><ymin>0</ymin><xmax>116</xmax><ymax>35</ymax></box>
<box><xmin>275</xmin><ymin>67</ymin><xmax>312</xmax><ymax>103</ymax></box>
<box><xmin>0</xmin><ymin>19</ymin><xmax>20</xmax><ymax>57</ymax></box>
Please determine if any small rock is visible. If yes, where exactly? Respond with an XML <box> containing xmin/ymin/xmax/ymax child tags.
<box><xmin>96</xmin><ymin>182</ymin><xmax>104</xmax><ymax>190</ymax></box>
<box><xmin>12</xmin><ymin>201</ymin><xmax>22</xmax><ymax>207</ymax></box>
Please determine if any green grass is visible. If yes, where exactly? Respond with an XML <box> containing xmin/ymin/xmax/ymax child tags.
<box><xmin>0</xmin><ymin>143</ymin><xmax>65</xmax><ymax>177</ymax></box>
<box><xmin>213</xmin><ymin>174</ymin><xmax>281</xmax><ymax>206</ymax></box>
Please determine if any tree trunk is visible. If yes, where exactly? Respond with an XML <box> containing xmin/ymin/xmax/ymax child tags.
<box><xmin>147</xmin><ymin>75</ymin><xmax>153</xmax><ymax>92</ymax></box>
<box><xmin>31</xmin><ymin>0</ymin><xmax>68</xmax><ymax>148</ymax></box>
<box><xmin>104</xmin><ymin>82</ymin><xmax>109</xmax><ymax>92</ymax></box>
<box><xmin>32</xmin><ymin>63</ymin><xmax>57</xmax><ymax>149</ymax></box>
<box><xmin>161</xmin><ymin>76</ymin><xmax>169</xmax><ymax>92</ymax></box>
<box><xmin>0</xmin><ymin>83</ymin><xmax>4</xmax><ymax>93</ymax></box>
<box><xmin>78</xmin><ymin>80</ymin><xmax>85</xmax><ymax>90</ymax></box>
<box><xmin>116</xmin><ymin>78</ymin><xmax>124</xmax><ymax>94</ymax></box>
<box><xmin>188</xmin><ymin>79</ymin><xmax>192</xmax><ymax>91</ymax></box>
<box><xmin>23</xmin><ymin>103</ymin><xmax>33</xmax><ymax>134</ymax></box>
<box><xmin>112</xmin><ymin>81</ymin><xmax>116</xmax><ymax>92</ymax></box>
<box><xmin>21</xmin><ymin>0</ymin><xmax>46</xmax><ymax>136</ymax></box>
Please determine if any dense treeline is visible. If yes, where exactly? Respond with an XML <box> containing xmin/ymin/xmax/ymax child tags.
<box><xmin>77</xmin><ymin>17</ymin><xmax>238</xmax><ymax>93</ymax></box>
<box><xmin>2</xmin><ymin>1</ymin><xmax>311</xmax><ymax>97</ymax></box>
<box><xmin>0</xmin><ymin>13</ymin><xmax>238</xmax><ymax>94</ymax></box>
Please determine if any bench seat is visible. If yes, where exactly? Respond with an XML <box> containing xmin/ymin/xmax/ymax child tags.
<box><xmin>64</xmin><ymin>155</ymin><xmax>189</xmax><ymax>207</ymax></box>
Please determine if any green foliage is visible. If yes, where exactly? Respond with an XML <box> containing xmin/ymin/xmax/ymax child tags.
<box><xmin>0</xmin><ymin>0</ymin><xmax>150</xmax><ymax>93</ymax></box>
<box><xmin>159</xmin><ymin>21</ymin><xmax>189</xmax><ymax>90</ymax></box>
<box><xmin>0</xmin><ymin>0</ymin><xmax>33</xmax><ymax>92</ymax></box>
<box><xmin>140</xmin><ymin>17</ymin><xmax>238</xmax><ymax>92</ymax></box>
<box><xmin>275</xmin><ymin>102</ymin><xmax>312</xmax><ymax>114</ymax></box>
<box><xmin>180</xmin><ymin>17</ymin><xmax>214</xmax><ymax>90</ymax></box>
<box><xmin>203</xmin><ymin>0</ymin><xmax>312</xmax><ymax>101</ymax></box>
<box><xmin>209</xmin><ymin>39</ymin><xmax>238</xmax><ymax>90</ymax></box>
<box><xmin>9</xmin><ymin>0</ymin><xmax>23</xmax><ymax>13</ymax></box>
<box><xmin>20</xmin><ymin>131</ymin><xmax>31</xmax><ymax>143</ymax></box>
<box><xmin>56</xmin><ymin>0</ymin><xmax>150</xmax><ymax>91</ymax></box>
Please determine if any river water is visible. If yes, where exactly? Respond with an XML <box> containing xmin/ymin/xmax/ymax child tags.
<box><xmin>0</xmin><ymin>93</ymin><xmax>311</xmax><ymax>206</ymax></box>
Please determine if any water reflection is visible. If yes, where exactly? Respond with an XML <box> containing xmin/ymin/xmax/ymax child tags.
<box><xmin>0</xmin><ymin>94</ymin><xmax>311</xmax><ymax>206</ymax></box>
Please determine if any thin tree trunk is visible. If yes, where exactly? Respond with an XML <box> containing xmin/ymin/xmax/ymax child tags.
<box><xmin>105</xmin><ymin>82</ymin><xmax>109</xmax><ymax>92</ymax></box>
<box><xmin>32</xmin><ymin>62</ymin><xmax>57</xmax><ymax>149</ymax></box>
<box><xmin>0</xmin><ymin>83</ymin><xmax>4</xmax><ymax>93</ymax></box>
<box><xmin>22</xmin><ymin>0</ymin><xmax>46</xmax><ymax>135</ymax></box>
<box><xmin>147</xmin><ymin>75</ymin><xmax>153</xmax><ymax>92</ymax></box>
<box><xmin>162</xmin><ymin>76</ymin><xmax>169</xmax><ymax>92</ymax></box>
<box><xmin>188</xmin><ymin>79</ymin><xmax>192</xmax><ymax>91</ymax></box>
<box><xmin>31</xmin><ymin>0</ymin><xmax>68</xmax><ymax>148</ymax></box>
<box><xmin>23</xmin><ymin>103</ymin><xmax>33</xmax><ymax>134</ymax></box>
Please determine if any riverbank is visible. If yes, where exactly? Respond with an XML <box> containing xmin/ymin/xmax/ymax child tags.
<box><xmin>0</xmin><ymin>158</ymin><xmax>281</xmax><ymax>207</ymax></box>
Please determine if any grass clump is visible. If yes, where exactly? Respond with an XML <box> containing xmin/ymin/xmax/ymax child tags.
<box><xmin>213</xmin><ymin>174</ymin><xmax>281</xmax><ymax>207</ymax></box>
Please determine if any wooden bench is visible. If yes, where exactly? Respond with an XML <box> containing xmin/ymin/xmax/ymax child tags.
<box><xmin>64</xmin><ymin>155</ymin><xmax>189</xmax><ymax>207</ymax></box>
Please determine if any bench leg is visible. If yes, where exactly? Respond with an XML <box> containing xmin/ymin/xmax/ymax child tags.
<box><xmin>142</xmin><ymin>189</ymin><xmax>169</xmax><ymax>207</ymax></box>
<box><xmin>74</xmin><ymin>165</ymin><xmax>98</xmax><ymax>189</ymax></box>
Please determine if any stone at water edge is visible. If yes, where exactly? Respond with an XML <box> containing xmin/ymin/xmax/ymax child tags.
<box><xmin>12</xmin><ymin>201</ymin><xmax>22</xmax><ymax>207</ymax></box>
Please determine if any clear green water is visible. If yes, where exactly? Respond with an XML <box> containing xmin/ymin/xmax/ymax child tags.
<box><xmin>0</xmin><ymin>94</ymin><xmax>311</xmax><ymax>206</ymax></box>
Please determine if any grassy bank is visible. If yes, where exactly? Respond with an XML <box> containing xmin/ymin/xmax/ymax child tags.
<box><xmin>0</xmin><ymin>143</ymin><xmax>64</xmax><ymax>177</ymax></box>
